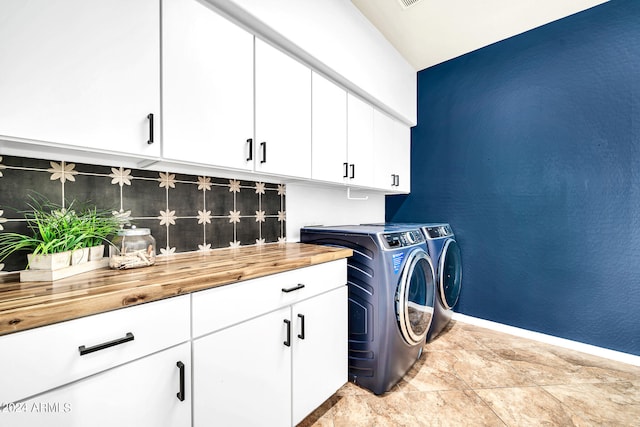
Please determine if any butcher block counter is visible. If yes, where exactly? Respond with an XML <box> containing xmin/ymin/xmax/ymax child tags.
<box><xmin>0</xmin><ymin>243</ymin><xmax>352</xmax><ymax>337</ymax></box>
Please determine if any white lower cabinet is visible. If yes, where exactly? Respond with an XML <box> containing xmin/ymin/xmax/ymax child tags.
<box><xmin>0</xmin><ymin>261</ymin><xmax>347</xmax><ymax>427</ymax></box>
<box><xmin>292</xmin><ymin>286</ymin><xmax>348</xmax><ymax>425</ymax></box>
<box><xmin>1</xmin><ymin>342</ymin><xmax>191</xmax><ymax>427</ymax></box>
<box><xmin>192</xmin><ymin>260</ymin><xmax>348</xmax><ymax>427</ymax></box>
<box><xmin>193</xmin><ymin>307</ymin><xmax>292</xmax><ymax>427</ymax></box>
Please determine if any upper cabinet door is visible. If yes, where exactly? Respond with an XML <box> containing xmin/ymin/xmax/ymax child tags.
<box><xmin>0</xmin><ymin>0</ymin><xmax>160</xmax><ymax>157</ymax></box>
<box><xmin>373</xmin><ymin>110</ymin><xmax>411</xmax><ymax>193</ymax></box>
<box><xmin>162</xmin><ymin>0</ymin><xmax>254</xmax><ymax>171</ymax></box>
<box><xmin>347</xmin><ymin>94</ymin><xmax>375</xmax><ymax>188</ymax></box>
<box><xmin>311</xmin><ymin>72</ymin><xmax>347</xmax><ymax>184</ymax></box>
<box><xmin>255</xmin><ymin>39</ymin><xmax>312</xmax><ymax>179</ymax></box>
<box><xmin>391</xmin><ymin>119</ymin><xmax>411</xmax><ymax>193</ymax></box>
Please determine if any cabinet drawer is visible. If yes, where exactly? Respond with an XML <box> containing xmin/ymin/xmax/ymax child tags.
<box><xmin>192</xmin><ymin>260</ymin><xmax>346</xmax><ymax>338</ymax></box>
<box><xmin>0</xmin><ymin>295</ymin><xmax>190</xmax><ymax>404</ymax></box>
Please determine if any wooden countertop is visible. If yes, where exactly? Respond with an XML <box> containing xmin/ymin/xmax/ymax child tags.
<box><xmin>0</xmin><ymin>243</ymin><xmax>352</xmax><ymax>337</ymax></box>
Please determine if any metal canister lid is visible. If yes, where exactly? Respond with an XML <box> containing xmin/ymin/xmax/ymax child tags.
<box><xmin>117</xmin><ymin>226</ymin><xmax>151</xmax><ymax>236</ymax></box>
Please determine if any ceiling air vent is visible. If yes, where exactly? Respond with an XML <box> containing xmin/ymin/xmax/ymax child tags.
<box><xmin>397</xmin><ymin>0</ymin><xmax>422</xmax><ymax>9</ymax></box>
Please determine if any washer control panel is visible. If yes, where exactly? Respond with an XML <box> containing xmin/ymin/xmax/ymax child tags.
<box><xmin>382</xmin><ymin>230</ymin><xmax>424</xmax><ymax>249</ymax></box>
<box><xmin>424</xmin><ymin>224</ymin><xmax>453</xmax><ymax>239</ymax></box>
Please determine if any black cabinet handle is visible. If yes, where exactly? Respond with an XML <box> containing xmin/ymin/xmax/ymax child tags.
<box><xmin>78</xmin><ymin>332</ymin><xmax>134</xmax><ymax>356</ymax></box>
<box><xmin>246</xmin><ymin>138</ymin><xmax>253</xmax><ymax>161</ymax></box>
<box><xmin>147</xmin><ymin>113</ymin><xmax>154</xmax><ymax>145</ymax></box>
<box><xmin>260</xmin><ymin>141</ymin><xmax>267</xmax><ymax>163</ymax></box>
<box><xmin>176</xmin><ymin>361</ymin><xmax>185</xmax><ymax>402</ymax></box>
<box><xmin>391</xmin><ymin>174</ymin><xmax>396</xmax><ymax>186</ymax></box>
<box><xmin>396</xmin><ymin>174</ymin><xmax>400</xmax><ymax>186</ymax></box>
<box><xmin>283</xmin><ymin>319</ymin><xmax>291</xmax><ymax>347</ymax></box>
<box><xmin>350</xmin><ymin>164</ymin><xmax>355</xmax><ymax>179</ymax></box>
<box><xmin>281</xmin><ymin>283</ymin><xmax>305</xmax><ymax>293</ymax></box>
<box><xmin>297</xmin><ymin>313</ymin><xmax>305</xmax><ymax>340</ymax></box>
<box><xmin>343</xmin><ymin>162</ymin><xmax>349</xmax><ymax>178</ymax></box>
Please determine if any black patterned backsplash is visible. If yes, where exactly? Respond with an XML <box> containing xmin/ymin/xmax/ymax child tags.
<box><xmin>0</xmin><ymin>155</ymin><xmax>286</xmax><ymax>272</ymax></box>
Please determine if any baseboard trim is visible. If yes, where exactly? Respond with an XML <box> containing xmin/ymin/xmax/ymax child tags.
<box><xmin>452</xmin><ymin>313</ymin><xmax>640</xmax><ymax>367</ymax></box>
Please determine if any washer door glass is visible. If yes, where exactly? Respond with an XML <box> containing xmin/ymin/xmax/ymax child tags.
<box><xmin>396</xmin><ymin>251</ymin><xmax>435</xmax><ymax>345</ymax></box>
<box><xmin>439</xmin><ymin>239</ymin><xmax>462</xmax><ymax>310</ymax></box>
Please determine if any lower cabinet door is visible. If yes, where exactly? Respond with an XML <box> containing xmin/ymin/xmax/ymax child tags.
<box><xmin>1</xmin><ymin>343</ymin><xmax>191</xmax><ymax>427</ymax></box>
<box><xmin>193</xmin><ymin>306</ymin><xmax>292</xmax><ymax>427</ymax></box>
<box><xmin>292</xmin><ymin>286</ymin><xmax>348</xmax><ymax>425</ymax></box>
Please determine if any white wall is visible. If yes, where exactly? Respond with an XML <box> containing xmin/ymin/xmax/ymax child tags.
<box><xmin>285</xmin><ymin>183</ymin><xmax>385</xmax><ymax>241</ymax></box>
<box><xmin>205</xmin><ymin>0</ymin><xmax>417</xmax><ymax>125</ymax></box>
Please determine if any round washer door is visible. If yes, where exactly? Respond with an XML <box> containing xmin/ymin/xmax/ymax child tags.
<box><xmin>396</xmin><ymin>250</ymin><xmax>436</xmax><ymax>345</ymax></box>
<box><xmin>439</xmin><ymin>239</ymin><xmax>462</xmax><ymax>310</ymax></box>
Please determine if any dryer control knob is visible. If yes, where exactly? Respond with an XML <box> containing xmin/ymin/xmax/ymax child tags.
<box><xmin>405</xmin><ymin>232</ymin><xmax>416</xmax><ymax>244</ymax></box>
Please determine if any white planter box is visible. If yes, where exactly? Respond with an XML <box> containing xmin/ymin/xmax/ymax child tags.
<box><xmin>27</xmin><ymin>251</ymin><xmax>71</xmax><ymax>271</ymax></box>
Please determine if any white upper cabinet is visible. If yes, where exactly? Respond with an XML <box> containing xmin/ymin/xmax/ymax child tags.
<box><xmin>311</xmin><ymin>72</ymin><xmax>347</xmax><ymax>184</ymax></box>
<box><xmin>347</xmin><ymin>94</ymin><xmax>376</xmax><ymax>188</ymax></box>
<box><xmin>391</xmin><ymin>120</ymin><xmax>411</xmax><ymax>193</ymax></box>
<box><xmin>210</xmin><ymin>0</ymin><xmax>417</xmax><ymax>124</ymax></box>
<box><xmin>373</xmin><ymin>110</ymin><xmax>411</xmax><ymax>193</ymax></box>
<box><xmin>162</xmin><ymin>0</ymin><xmax>254</xmax><ymax>171</ymax></box>
<box><xmin>255</xmin><ymin>39</ymin><xmax>312</xmax><ymax>179</ymax></box>
<box><xmin>0</xmin><ymin>0</ymin><xmax>160</xmax><ymax>157</ymax></box>
<box><xmin>310</xmin><ymin>80</ymin><xmax>378</xmax><ymax>189</ymax></box>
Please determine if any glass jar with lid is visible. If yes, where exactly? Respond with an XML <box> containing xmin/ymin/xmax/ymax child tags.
<box><xmin>109</xmin><ymin>227</ymin><xmax>156</xmax><ymax>269</ymax></box>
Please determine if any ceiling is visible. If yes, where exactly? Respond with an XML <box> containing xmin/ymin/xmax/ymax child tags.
<box><xmin>351</xmin><ymin>0</ymin><xmax>609</xmax><ymax>71</ymax></box>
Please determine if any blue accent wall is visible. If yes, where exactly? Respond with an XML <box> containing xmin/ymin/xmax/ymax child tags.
<box><xmin>387</xmin><ymin>0</ymin><xmax>640</xmax><ymax>355</ymax></box>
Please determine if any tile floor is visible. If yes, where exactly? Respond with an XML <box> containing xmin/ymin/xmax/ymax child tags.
<box><xmin>299</xmin><ymin>321</ymin><xmax>640</xmax><ymax>426</ymax></box>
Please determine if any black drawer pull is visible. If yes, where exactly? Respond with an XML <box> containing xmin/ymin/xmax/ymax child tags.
<box><xmin>260</xmin><ymin>141</ymin><xmax>267</xmax><ymax>163</ymax></box>
<box><xmin>350</xmin><ymin>163</ymin><xmax>355</xmax><ymax>179</ymax></box>
<box><xmin>343</xmin><ymin>162</ymin><xmax>349</xmax><ymax>178</ymax></box>
<box><xmin>283</xmin><ymin>319</ymin><xmax>291</xmax><ymax>347</ymax></box>
<box><xmin>78</xmin><ymin>332</ymin><xmax>134</xmax><ymax>356</ymax></box>
<box><xmin>246</xmin><ymin>138</ymin><xmax>253</xmax><ymax>161</ymax></box>
<box><xmin>176</xmin><ymin>361</ymin><xmax>185</xmax><ymax>402</ymax></box>
<box><xmin>297</xmin><ymin>313</ymin><xmax>305</xmax><ymax>340</ymax></box>
<box><xmin>281</xmin><ymin>283</ymin><xmax>305</xmax><ymax>293</ymax></box>
<box><xmin>147</xmin><ymin>113</ymin><xmax>154</xmax><ymax>144</ymax></box>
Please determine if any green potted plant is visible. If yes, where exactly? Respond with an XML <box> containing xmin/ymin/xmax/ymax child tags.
<box><xmin>0</xmin><ymin>196</ymin><xmax>120</xmax><ymax>271</ymax></box>
<box><xmin>0</xmin><ymin>199</ymin><xmax>80</xmax><ymax>270</ymax></box>
<box><xmin>79</xmin><ymin>206</ymin><xmax>122</xmax><ymax>261</ymax></box>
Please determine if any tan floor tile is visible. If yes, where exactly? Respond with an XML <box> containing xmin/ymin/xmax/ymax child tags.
<box><xmin>334</xmin><ymin>381</ymin><xmax>372</xmax><ymax>397</ymax></box>
<box><xmin>299</xmin><ymin>323</ymin><xmax>640</xmax><ymax>427</ymax></box>
<box><xmin>393</xmin><ymin>349</ymin><xmax>470</xmax><ymax>392</ymax></box>
<box><xmin>543</xmin><ymin>381</ymin><xmax>640</xmax><ymax>426</ymax></box>
<box><xmin>297</xmin><ymin>394</ymin><xmax>339</xmax><ymax>427</ymax></box>
<box><xmin>425</xmin><ymin>321</ymin><xmax>490</xmax><ymax>351</ymax></box>
<box><xmin>459</xmin><ymin>323</ymin><xmax>545</xmax><ymax>350</ymax></box>
<box><xmin>449</xmin><ymin>349</ymin><xmax>537</xmax><ymax>388</ymax></box>
<box><xmin>405</xmin><ymin>389</ymin><xmax>507</xmax><ymax>426</ymax></box>
<box><xmin>547</xmin><ymin>347</ymin><xmax>640</xmax><ymax>382</ymax></box>
<box><xmin>330</xmin><ymin>392</ymin><xmax>420</xmax><ymax>427</ymax></box>
<box><xmin>489</xmin><ymin>346</ymin><xmax>596</xmax><ymax>386</ymax></box>
<box><xmin>475</xmin><ymin>386</ymin><xmax>578</xmax><ymax>426</ymax></box>
<box><xmin>328</xmin><ymin>389</ymin><xmax>506</xmax><ymax>427</ymax></box>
